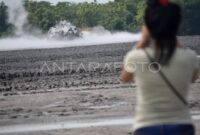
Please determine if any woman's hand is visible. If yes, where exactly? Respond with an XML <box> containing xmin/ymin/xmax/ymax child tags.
<box><xmin>136</xmin><ymin>26</ymin><xmax>150</xmax><ymax>48</ymax></box>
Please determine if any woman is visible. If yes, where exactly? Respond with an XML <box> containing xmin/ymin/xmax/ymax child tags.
<box><xmin>121</xmin><ymin>0</ymin><xmax>199</xmax><ymax>135</ymax></box>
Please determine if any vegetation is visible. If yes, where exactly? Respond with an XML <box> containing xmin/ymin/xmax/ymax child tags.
<box><xmin>0</xmin><ymin>2</ymin><xmax>13</xmax><ymax>37</ymax></box>
<box><xmin>0</xmin><ymin>0</ymin><xmax>200</xmax><ymax>37</ymax></box>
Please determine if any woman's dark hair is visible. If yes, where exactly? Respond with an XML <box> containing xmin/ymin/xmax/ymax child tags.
<box><xmin>145</xmin><ymin>0</ymin><xmax>182</xmax><ymax>65</ymax></box>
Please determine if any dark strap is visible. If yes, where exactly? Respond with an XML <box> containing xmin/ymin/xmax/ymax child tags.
<box><xmin>144</xmin><ymin>49</ymin><xmax>188</xmax><ymax>106</ymax></box>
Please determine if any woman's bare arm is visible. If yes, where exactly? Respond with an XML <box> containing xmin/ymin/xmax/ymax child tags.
<box><xmin>136</xmin><ymin>26</ymin><xmax>150</xmax><ymax>48</ymax></box>
<box><xmin>121</xmin><ymin>26</ymin><xmax>150</xmax><ymax>83</ymax></box>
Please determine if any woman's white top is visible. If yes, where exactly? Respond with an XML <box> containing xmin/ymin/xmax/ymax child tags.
<box><xmin>123</xmin><ymin>47</ymin><xmax>199</xmax><ymax>131</ymax></box>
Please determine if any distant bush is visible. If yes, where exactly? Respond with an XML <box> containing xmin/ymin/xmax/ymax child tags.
<box><xmin>0</xmin><ymin>2</ymin><xmax>14</xmax><ymax>37</ymax></box>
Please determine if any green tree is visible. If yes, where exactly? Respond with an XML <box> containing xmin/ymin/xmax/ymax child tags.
<box><xmin>0</xmin><ymin>1</ymin><xmax>13</xmax><ymax>37</ymax></box>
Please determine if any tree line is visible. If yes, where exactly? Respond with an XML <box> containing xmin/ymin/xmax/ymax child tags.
<box><xmin>0</xmin><ymin>0</ymin><xmax>200</xmax><ymax>37</ymax></box>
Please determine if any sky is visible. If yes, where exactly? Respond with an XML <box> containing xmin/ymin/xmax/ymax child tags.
<box><xmin>36</xmin><ymin>0</ymin><xmax>114</xmax><ymax>4</ymax></box>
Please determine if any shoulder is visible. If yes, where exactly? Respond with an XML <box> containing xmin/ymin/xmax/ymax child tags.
<box><xmin>123</xmin><ymin>47</ymin><xmax>145</xmax><ymax>73</ymax></box>
<box><xmin>178</xmin><ymin>48</ymin><xmax>199</xmax><ymax>68</ymax></box>
<box><xmin>185</xmin><ymin>48</ymin><xmax>197</xmax><ymax>55</ymax></box>
<box><xmin>181</xmin><ymin>48</ymin><xmax>198</xmax><ymax>60</ymax></box>
<box><xmin>187</xmin><ymin>49</ymin><xmax>199</xmax><ymax>66</ymax></box>
<box><xmin>125</xmin><ymin>47</ymin><xmax>145</xmax><ymax>60</ymax></box>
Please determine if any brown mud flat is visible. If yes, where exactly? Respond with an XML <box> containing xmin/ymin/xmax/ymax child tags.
<box><xmin>0</xmin><ymin>36</ymin><xmax>200</xmax><ymax>135</ymax></box>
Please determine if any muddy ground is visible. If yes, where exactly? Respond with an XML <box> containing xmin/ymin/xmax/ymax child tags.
<box><xmin>0</xmin><ymin>36</ymin><xmax>200</xmax><ymax>135</ymax></box>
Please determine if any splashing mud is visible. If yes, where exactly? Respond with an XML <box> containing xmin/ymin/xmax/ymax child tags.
<box><xmin>48</xmin><ymin>20</ymin><xmax>82</xmax><ymax>40</ymax></box>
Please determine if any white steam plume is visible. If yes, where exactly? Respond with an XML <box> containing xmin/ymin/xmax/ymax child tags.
<box><xmin>2</xmin><ymin>0</ymin><xmax>28</xmax><ymax>36</ymax></box>
<box><xmin>0</xmin><ymin>32</ymin><xmax>141</xmax><ymax>51</ymax></box>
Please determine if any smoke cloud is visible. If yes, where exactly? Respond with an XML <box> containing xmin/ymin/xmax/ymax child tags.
<box><xmin>0</xmin><ymin>32</ymin><xmax>141</xmax><ymax>51</ymax></box>
<box><xmin>2</xmin><ymin>0</ymin><xmax>27</xmax><ymax>36</ymax></box>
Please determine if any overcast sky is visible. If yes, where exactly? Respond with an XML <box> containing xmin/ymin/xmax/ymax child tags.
<box><xmin>35</xmin><ymin>0</ymin><xmax>114</xmax><ymax>4</ymax></box>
